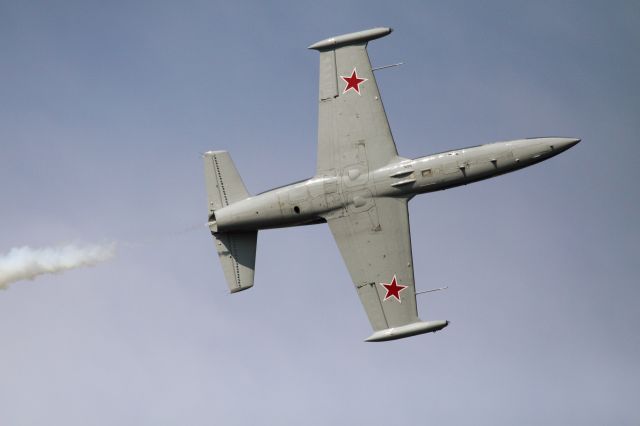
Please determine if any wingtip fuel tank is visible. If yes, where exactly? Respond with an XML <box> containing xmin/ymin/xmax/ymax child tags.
<box><xmin>365</xmin><ymin>320</ymin><xmax>450</xmax><ymax>342</ymax></box>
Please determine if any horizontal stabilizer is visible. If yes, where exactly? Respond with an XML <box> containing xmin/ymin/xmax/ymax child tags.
<box><xmin>203</xmin><ymin>150</ymin><xmax>256</xmax><ymax>293</ymax></box>
<box><xmin>204</xmin><ymin>151</ymin><xmax>249</xmax><ymax>213</ymax></box>
<box><xmin>214</xmin><ymin>231</ymin><xmax>257</xmax><ymax>293</ymax></box>
<box><xmin>365</xmin><ymin>320</ymin><xmax>449</xmax><ymax>342</ymax></box>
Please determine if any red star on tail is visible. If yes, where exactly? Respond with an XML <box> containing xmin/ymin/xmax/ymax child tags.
<box><xmin>380</xmin><ymin>275</ymin><xmax>408</xmax><ymax>302</ymax></box>
<box><xmin>340</xmin><ymin>68</ymin><xmax>367</xmax><ymax>94</ymax></box>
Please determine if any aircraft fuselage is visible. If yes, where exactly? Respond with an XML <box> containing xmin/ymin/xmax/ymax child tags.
<box><xmin>210</xmin><ymin>137</ymin><xmax>579</xmax><ymax>234</ymax></box>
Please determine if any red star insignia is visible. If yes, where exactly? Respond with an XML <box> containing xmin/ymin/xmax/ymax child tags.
<box><xmin>340</xmin><ymin>68</ymin><xmax>367</xmax><ymax>94</ymax></box>
<box><xmin>380</xmin><ymin>275</ymin><xmax>408</xmax><ymax>302</ymax></box>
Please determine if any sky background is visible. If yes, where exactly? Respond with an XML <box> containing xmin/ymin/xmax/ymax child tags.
<box><xmin>1</xmin><ymin>1</ymin><xmax>639</xmax><ymax>424</ymax></box>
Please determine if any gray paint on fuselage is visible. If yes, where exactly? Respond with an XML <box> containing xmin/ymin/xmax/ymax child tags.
<box><xmin>212</xmin><ymin>137</ymin><xmax>579</xmax><ymax>233</ymax></box>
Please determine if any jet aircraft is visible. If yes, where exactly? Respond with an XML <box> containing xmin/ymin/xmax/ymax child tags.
<box><xmin>203</xmin><ymin>27</ymin><xmax>579</xmax><ymax>342</ymax></box>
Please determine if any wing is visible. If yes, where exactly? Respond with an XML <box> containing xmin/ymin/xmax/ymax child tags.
<box><xmin>327</xmin><ymin>197</ymin><xmax>418</xmax><ymax>331</ymax></box>
<box><xmin>327</xmin><ymin>197</ymin><xmax>448</xmax><ymax>341</ymax></box>
<box><xmin>309</xmin><ymin>27</ymin><xmax>399</xmax><ymax>174</ymax></box>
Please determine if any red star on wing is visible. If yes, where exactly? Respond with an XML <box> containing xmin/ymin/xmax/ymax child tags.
<box><xmin>380</xmin><ymin>275</ymin><xmax>408</xmax><ymax>302</ymax></box>
<box><xmin>340</xmin><ymin>68</ymin><xmax>367</xmax><ymax>94</ymax></box>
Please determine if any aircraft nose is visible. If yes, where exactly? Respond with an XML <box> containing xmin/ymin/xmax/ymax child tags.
<box><xmin>563</xmin><ymin>138</ymin><xmax>581</xmax><ymax>148</ymax></box>
<box><xmin>553</xmin><ymin>137</ymin><xmax>581</xmax><ymax>151</ymax></box>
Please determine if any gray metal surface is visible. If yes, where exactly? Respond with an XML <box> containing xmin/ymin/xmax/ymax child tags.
<box><xmin>213</xmin><ymin>231</ymin><xmax>257</xmax><ymax>293</ymax></box>
<box><xmin>204</xmin><ymin>28</ymin><xmax>580</xmax><ymax>341</ymax></box>
<box><xmin>308</xmin><ymin>27</ymin><xmax>392</xmax><ymax>51</ymax></box>
<box><xmin>204</xmin><ymin>151</ymin><xmax>257</xmax><ymax>292</ymax></box>
<box><xmin>315</xmin><ymin>33</ymin><xmax>398</xmax><ymax>173</ymax></box>
<box><xmin>327</xmin><ymin>197</ymin><xmax>417</xmax><ymax>331</ymax></box>
<box><xmin>365</xmin><ymin>320</ymin><xmax>449</xmax><ymax>342</ymax></box>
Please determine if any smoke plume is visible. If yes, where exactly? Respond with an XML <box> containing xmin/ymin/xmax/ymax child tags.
<box><xmin>0</xmin><ymin>243</ymin><xmax>116</xmax><ymax>289</ymax></box>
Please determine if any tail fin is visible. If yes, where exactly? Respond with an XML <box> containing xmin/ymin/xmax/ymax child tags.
<box><xmin>204</xmin><ymin>151</ymin><xmax>250</xmax><ymax>212</ymax></box>
<box><xmin>212</xmin><ymin>231</ymin><xmax>257</xmax><ymax>293</ymax></box>
<box><xmin>203</xmin><ymin>151</ymin><xmax>257</xmax><ymax>293</ymax></box>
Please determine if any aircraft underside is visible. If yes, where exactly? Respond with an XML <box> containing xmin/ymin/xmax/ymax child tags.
<box><xmin>203</xmin><ymin>27</ymin><xmax>580</xmax><ymax>341</ymax></box>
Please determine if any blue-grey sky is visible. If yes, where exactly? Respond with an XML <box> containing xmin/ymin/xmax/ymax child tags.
<box><xmin>1</xmin><ymin>1</ymin><xmax>639</xmax><ymax>424</ymax></box>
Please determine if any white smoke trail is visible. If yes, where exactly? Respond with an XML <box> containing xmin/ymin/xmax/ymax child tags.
<box><xmin>0</xmin><ymin>243</ymin><xmax>116</xmax><ymax>289</ymax></box>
